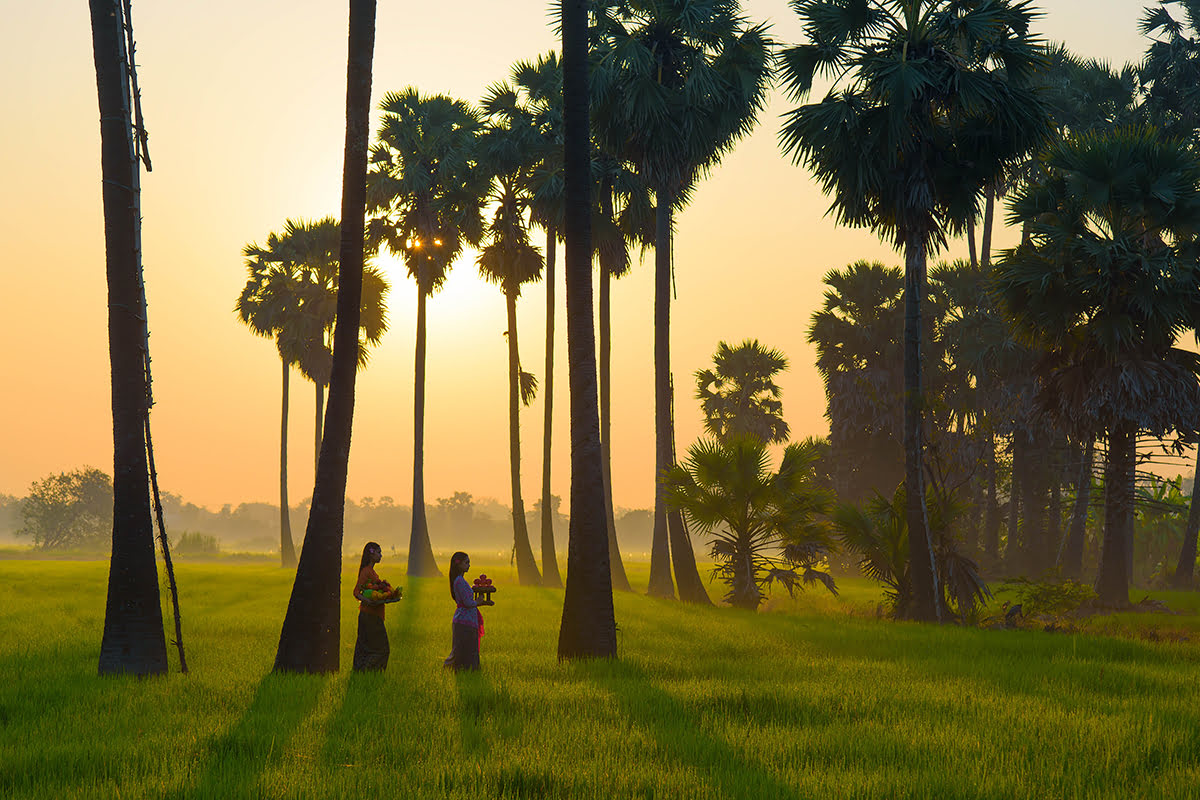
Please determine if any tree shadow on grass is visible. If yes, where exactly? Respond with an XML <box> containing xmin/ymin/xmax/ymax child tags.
<box><xmin>167</xmin><ymin>671</ymin><xmax>328</xmax><ymax>799</ymax></box>
<box><xmin>587</xmin><ymin>659</ymin><xmax>798</xmax><ymax>800</ymax></box>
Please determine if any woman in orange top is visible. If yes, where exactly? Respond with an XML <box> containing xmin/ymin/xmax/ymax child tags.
<box><xmin>352</xmin><ymin>541</ymin><xmax>390</xmax><ymax>671</ymax></box>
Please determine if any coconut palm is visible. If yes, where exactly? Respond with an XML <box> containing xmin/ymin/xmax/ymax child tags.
<box><xmin>274</xmin><ymin>0</ymin><xmax>377</xmax><ymax>672</ymax></box>
<box><xmin>592</xmin><ymin>0</ymin><xmax>771</xmax><ymax>604</ymax></box>
<box><xmin>557</xmin><ymin>0</ymin><xmax>618</xmax><ymax>659</ymax></box>
<box><xmin>367</xmin><ymin>90</ymin><xmax>489</xmax><ymax>578</ymax></box>
<box><xmin>994</xmin><ymin>127</ymin><xmax>1200</xmax><ymax>607</ymax></box>
<box><xmin>696</xmin><ymin>340</ymin><xmax>790</xmax><ymax>445</ymax></box>
<box><xmin>478</xmin><ymin>90</ymin><xmax>545</xmax><ymax>586</ymax></box>
<box><xmin>779</xmin><ymin>0</ymin><xmax>1051</xmax><ymax>620</ymax></box>
<box><xmin>90</xmin><ymin>0</ymin><xmax>167</xmax><ymax>676</ymax></box>
<box><xmin>664</xmin><ymin>436</ymin><xmax>837</xmax><ymax>611</ymax></box>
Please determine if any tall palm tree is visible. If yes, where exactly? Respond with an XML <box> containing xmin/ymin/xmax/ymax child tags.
<box><xmin>995</xmin><ymin>127</ymin><xmax>1200</xmax><ymax>607</ymax></box>
<box><xmin>592</xmin><ymin>0</ymin><xmax>771</xmax><ymax>603</ymax></box>
<box><xmin>274</xmin><ymin>0</ymin><xmax>377</xmax><ymax>673</ymax></box>
<box><xmin>90</xmin><ymin>0</ymin><xmax>167</xmax><ymax>676</ymax></box>
<box><xmin>478</xmin><ymin>91</ymin><xmax>545</xmax><ymax>585</ymax></box>
<box><xmin>696</xmin><ymin>339</ymin><xmax>790</xmax><ymax>444</ymax></box>
<box><xmin>237</xmin><ymin>219</ymin><xmax>390</xmax><ymax>568</ymax></box>
<box><xmin>779</xmin><ymin>0</ymin><xmax>1051</xmax><ymax>621</ymax></box>
<box><xmin>557</xmin><ymin>0</ymin><xmax>618</xmax><ymax>659</ymax></box>
<box><xmin>367</xmin><ymin>90</ymin><xmax>489</xmax><ymax>578</ymax></box>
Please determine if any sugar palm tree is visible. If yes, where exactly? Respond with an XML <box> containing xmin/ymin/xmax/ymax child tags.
<box><xmin>779</xmin><ymin>0</ymin><xmax>1051</xmax><ymax>621</ymax></box>
<box><xmin>592</xmin><ymin>0</ymin><xmax>771</xmax><ymax>603</ymax></box>
<box><xmin>557</xmin><ymin>0</ymin><xmax>618</xmax><ymax>659</ymax></box>
<box><xmin>274</xmin><ymin>0</ymin><xmax>377</xmax><ymax>673</ymax></box>
<box><xmin>663</xmin><ymin>436</ymin><xmax>837</xmax><ymax>610</ymax></box>
<box><xmin>478</xmin><ymin>90</ymin><xmax>545</xmax><ymax>586</ymax></box>
<box><xmin>367</xmin><ymin>90</ymin><xmax>489</xmax><ymax>578</ymax></box>
<box><xmin>995</xmin><ymin>127</ymin><xmax>1200</xmax><ymax>607</ymax></box>
<box><xmin>696</xmin><ymin>339</ymin><xmax>790</xmax><ymax>445</ymax></box>
<box><xmin>90</xmin><ymin>0</ymin><xmax>167</xmax><ymax>675</ymax></box>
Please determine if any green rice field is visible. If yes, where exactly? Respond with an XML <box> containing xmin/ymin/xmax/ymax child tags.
<box><xmin>1</xmin><ymin>557</ymin><xmax>1198</xmax><ymax>799</ymax></box>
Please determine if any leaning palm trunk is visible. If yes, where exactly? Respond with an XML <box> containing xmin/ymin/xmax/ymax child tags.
<box><xmin>557</xmin><ymin>0</ymin><xmax>617</xmax><ymax>659</ymax></box>
<box><xmin>274</xmin><ymin>0</ymin><xmax>376</xmax><ymax>673</ymax></box>
<box><xmin>314</xmin><ymin>382</ymin><xmax>324</xmax><ymax>479</ymax></box>
<box><xmin>1059</xmin><ymin>436</ymin><xmax>1093</xmax><ymax>577</ymax></box>
<box><xmin>507</xmin><ymin>292</ymin><xmax>542</xmax><ymax>586</ymax></box>
<box><xmin>1171</xmin><ymin>453</ymin><xmax>1200</xmax><ymax>588</ymax></box>
<box><xmin>92</xmin><ymin>0</ymin><xmax>168</xmax><ymax>676</ymax></box>
<box><xmin>539</xmin><ymin>227</ymin><xmax>563</xmax><ymax>588</ymax></box>
<box><xmin>407</xmin><ymin>288</ymin><xmax>440</xmax><ymax>577</ymax></box>
<box><xmin>1096</xmin><ymin>423</ymin><xmax>1134</xmax><ymax>606</ymax></box>
<box><xmin>902</xmin><ymin>235</ymin><xmax>940</xmax><ymax>621</ymax></box>
<box><xmin>648</xmin><ymin>187</ymin><xmax>676</xmax><ymax>599</ymax></box>
<box><xmin>599</xmin><ymin>248</ymin><xmax>632</xmax><ymax>592</ymax></box>
<box><xmin>280</xmin><ymin>358</ymin><xmax>296</xmax><ymax>567</ymax></box>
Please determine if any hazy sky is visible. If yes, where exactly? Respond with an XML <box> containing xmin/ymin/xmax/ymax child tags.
<box><xmin>1</xmin><ymin>0</ymin><xmax>1153</xmax><ymax>512</ymax></box>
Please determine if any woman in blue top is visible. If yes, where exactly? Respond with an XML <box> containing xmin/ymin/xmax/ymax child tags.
<box><xmin>443</xmin><ymin>551</ymin><xmax>485</xmax><ymax>671</ymax></box>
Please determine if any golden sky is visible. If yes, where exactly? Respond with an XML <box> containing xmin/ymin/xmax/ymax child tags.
<box><xmin>0</xmin><ymin>0</ymin><xmax>1153</xmax><ymax>511</ymax></box>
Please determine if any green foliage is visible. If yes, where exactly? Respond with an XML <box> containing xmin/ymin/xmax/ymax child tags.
<box><xmin>1000</xmin><ymin>575</ymin><xmax>1098</xmax><ymax>617</ymax></box>
<box><xmin>17</xmin><ymin>467</ymin><xmax>112</xmax><ymax>549</ymax></box>
<box><xmin>834</xmin><ymin>486</ymin><xmax>991</xmax><ymax>619</ymax></box>
<box><xmin>664</xmin><ymin>436</ymin><xmax>837</xmax><ymax>610</ymax></box>
<box><xmin>172</xmin><ymin>532</ymin><xmax>220</xmax><ymax>556</ymax></box>
<box><xmin>694</xmin><ymin>339</ymin><xmax>790</xmax><ymax>444</ymax></box>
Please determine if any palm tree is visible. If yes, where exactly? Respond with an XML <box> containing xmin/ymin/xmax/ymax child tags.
<box><xmin>478</xmin><ymin>91</ymin><xmax>545</xmax><ymax>586</ymax></box>
<box><xmin>994</xmin><ymin>127</ymin><xmax>1200</xmax><ymax>607</ymax></box>
<box><xmin>695</xmin><ymin>339</ymin><xmax>790</xmax><ymax>444</ymax></box>
<box><xmin>663</xmin><ymin>436</ymin><xmax>837</xmax><ymax>611</ymax></box>
<box><xmin>90</xmin><ymin>0</ymin><xmax>167</xmax><ymax>676</ymax></box>
<box><xmin>557</xmin><ymin>0</ymin><xmax>618</xmax><ymax>659</ymax></box>
<box><xmin>779</xmin><ymin>0</ymin><xmax>1051</xmax><ymax>621</ymax></box>
<box><xmin>274</xmin><ymin>0</ymin><xmax>377</xmax><ymax>673</ymax></box>
<box><xmin>367</xmin><ymin>90</ymin><xmax>489</xmax><ymax>578</ymax></box>
<box><xmin>592</xmin><ymin>0</ymin><xmax>771</xmax><ymax>604</ymax></box>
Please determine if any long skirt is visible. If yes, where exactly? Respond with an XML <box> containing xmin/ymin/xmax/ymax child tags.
<box><xmin>353</xmin><ymin>612</ymin><xmax>389</xmax><ymax>671</ymax></box>
<box><xmin>443</xmin><ymin>622</ymin><xmax>480</xmax><ymax>671</ymax></box>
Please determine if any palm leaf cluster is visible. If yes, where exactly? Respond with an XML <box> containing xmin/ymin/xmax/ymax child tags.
<box><xmin>695</xmin><ymin>339</ymin><xmax>790</xmax><ymax>444</ymax></box>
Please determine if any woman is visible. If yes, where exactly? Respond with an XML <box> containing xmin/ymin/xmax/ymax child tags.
<box><xmin>443</xmin><ymin>551</ymin><xmax>485</xmax><ymax>671</ymax></box>
<box><xmin>352</xmin><ymin>541</ymin><xmax>390</xmax><ymax>671</ymax></box>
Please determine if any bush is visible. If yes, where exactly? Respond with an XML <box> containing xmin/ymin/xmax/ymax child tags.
<box><xmin>172</xmin><ymin>532</ymin><xmax>220</xmax><ymax>556</ymax></box>
<box><xmin>18</xmin><ymin>468</ymin><xmax>112</xmax><ymax>549</ymax></box>
<box><xmin>1000</xmin><ymin>576</ymin><xmax>1097</xmax><ymax>617</ymax></box>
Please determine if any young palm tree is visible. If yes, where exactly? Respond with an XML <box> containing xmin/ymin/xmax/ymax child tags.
<box><xmin>995</xmin><ymin>127</ymin><xmax>1200</xmax><ymax>607</ymax></box>
<box><xmin>779</xmin><ymin>0</ymin><xmax>1051</xmax><ymax>621</ymax></box>
<box><xmin>478</xmin><ymin>93</ymin><xmax>545</xmax><ymax>586</ymax></box>
<box><xmin>274</xmin><ymin>0</ymin><xmax>377</xmax><ymax>673</ymax></box>
<box><xmin>90</xmin><ymin>0</ymin><xmax>167</xmax><ymax>676</ymax></box>
<box><xmin>557</xmin><ymin>0</ymin><xmax>618</xmax><ymax>659</ymax></box>
<box><xmin>592</xmin><ymin>0</ymin><xmax>771</xmax><ymax>603</ymax></box>
<box><xmin>663</xmin><ymin>436</ymin><xmax>837</xmax><ymax>611</ymax></box>
<box><xmin>367</xmin><ymin>90</ymin><xmax>489</xmax><ymax>578</ymax></box>
<box><xmin>695</xmin><ymin>339</ymin><xmax>790</xmax><ymax>445</ymax></box>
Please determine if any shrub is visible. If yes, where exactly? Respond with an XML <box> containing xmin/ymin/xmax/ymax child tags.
<box><xmin>18</xmin><ymin>468</ymin><xmax>112</xmax><ymax>549</ymax></box>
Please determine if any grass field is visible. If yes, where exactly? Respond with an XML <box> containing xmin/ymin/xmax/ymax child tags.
<box><xmin>1</xmin><ymin>557</ymin><xmax>1199</xmax><ymax>799</ymax></box>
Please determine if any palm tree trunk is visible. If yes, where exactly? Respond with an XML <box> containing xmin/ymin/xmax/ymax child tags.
<box><xmin>92</xmin><ymin>0</ymin><xmax>167</xmax><ymax>676</ymax></box>
<box><xmin>648</xmin><ymin>183</ymin><xmax>676</xmax><ymax>599</ymax></box>
<box><xmin>540</xmin><ymin>225</ymin><xmax>563</xmax><ymax>588</ymax></box>
<box><xmin>557</xmin><ymin>0</ymin><xmax>617</xmax><ymax>659</ymax></box>
<box><xmin>407</xmin><ymin>288</ymin><xmax>440</xmax><ymax>577</ymax></box>
<box><xmin>1020</xmin><ymin>435</ymin><xmax>1045</xmax><ymax>575</ymax></box>
<box><xmin>902</xmin><ymin>234</ymin><xmax>940</xmax><ymax>621</ymax></box>
<box><xmin>1097</xmin><ymin>423</ymin><xmax>1133</xmax><ymax>607</ymax></box>
<box><xmin>274</xmin><ymin>0</ymin><xmax>376</xmax><ymax>673</ymax></box>
<box><xmin>508</xmin><ymin>292</ymin><xmax>542</xmax><ymax>586</ymax></box>
<box><xmin>966</xmin><ymin>215</ymin><xmax>978</xmax><ymax>269</ymax></box>
<box><xmin>1046</xmin><ymin>446</ymin><xmax>1062</xmax><ymax>572</ymax></box>
<box><xmin>1171</xmin><ymin>452</ymin><xmax>1200</xmax><ymax>588</ymax></box>
<box><xmin>1060</xmin><ymin>436</ymin><xmax>1093</xmax><ymax>577</ymax></box>
<box><xmin>280</xmin><ymin>358</ymin><xmax>296</xmax><ymax>567</ymax></box>
<box><xmin>314</xmin><ymin>382</ymin><xmax>324</xmax><ymax>480</ymax></box>
<box><xmin>599</xmin><ymin>241</ymin><xmax>632</xmax><ymax>592</ymax></box>
<box><xmin>668</xmin><ymin>378</ymin><xmax>711</xmax><ymax>605</ymax></box>
<box><xmin>1006</xmin><ymin>433</ymin><xmax>1023</xmax><ymax>572</ymax></box>
<box><xmin>980</xmin><ymin>187</ymin><xmax>996</xmax><ymax>269</ymax></box>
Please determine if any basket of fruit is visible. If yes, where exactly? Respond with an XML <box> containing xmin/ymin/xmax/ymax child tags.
<box><xmin>361</xmin><ymin>580</ymin><xmax>403</xmax><ymax>605</ymax></box>
<box><xmin>471</xmin><ymin>574</ymin><xmax>496</xmax><ymax>606</ymax></box>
